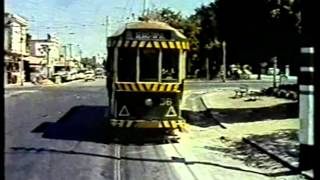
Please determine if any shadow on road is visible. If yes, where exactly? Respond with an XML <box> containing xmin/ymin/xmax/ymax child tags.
<box><xmin>32</xmin><ymin>105</ymin><xmax>111</xmax><ymax>143</ymax></box>
<box><xmin>32</xmin><ymin>105</ymin><xmax>176</xmax><ymax>145</ymax></box>
<box><xmin>182</xmin><ymin>101</ymin><xmax>298</xmax><ymax>128</ymax></box>
<box><xmin>204</xmin><ymin>129</ymin><xmax>299</xmax><ymax>171</ymax></box>
<box><xmin>10</xmin><ymin>146</ymin><xmax>299</xmax><ymax>178</ymax></box>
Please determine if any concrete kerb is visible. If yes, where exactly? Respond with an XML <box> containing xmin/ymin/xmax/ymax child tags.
<box><xmin>242</xmin><ymin>138</ymin><xmax>314</xmax><ymax>180</ymax></box>
<box><xmin>199</xmin><ymin>91</ymin><xmax>313</xmax><ymax>179</ymax></box>
<box><xmin>60</xmin><ymin>79</ymin><xmax>84</xmax><ymax>85</ymax></box>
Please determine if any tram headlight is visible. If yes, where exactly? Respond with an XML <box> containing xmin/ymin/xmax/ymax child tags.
<box><xmin>145</xmin><ymin>98</ymin><xmax>153</xmax><ymax>106</ymax></box>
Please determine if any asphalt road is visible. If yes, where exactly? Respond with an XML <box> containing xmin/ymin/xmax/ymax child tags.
<box><xmin>5</xmin><ymin>78</ymin><xmax>302</xmax><ymax>180</ymax></box>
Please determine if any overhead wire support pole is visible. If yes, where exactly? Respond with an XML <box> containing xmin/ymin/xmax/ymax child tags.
<box><xmin>68</xmin><ymin>43</ymin><xmax>73</xmax><ymax>60</ymax></box>
<box><xmin>106</xmin><ymin>16</ymin><xmax>109</xmax><ymax>47</ymax></box>
<box><xmin>143</xmin><ymin>0</ymin><xmax>149</xmax><ymax>16</ymax></box>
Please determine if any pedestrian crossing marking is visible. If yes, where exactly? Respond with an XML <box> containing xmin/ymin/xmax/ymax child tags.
<box><xmin>165</xmin><ymin>106</ymin><xmax>177</xmax><ymax>117</ymax></box>
<box><xmin>118</xmin><ymin>105</ymin><xmax>130</xmax><ymax>116</ymax></box>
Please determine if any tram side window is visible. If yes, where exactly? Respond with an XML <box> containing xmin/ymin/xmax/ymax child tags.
<box><xmin>118</xmin><ymin>48</ymin><xmax>137</xmax><ymax>82</ymax></box>
<box><xmin>162</xmin><ymin>49</ymin><xmax>179</xmax><ymax>82</ymax></box>
<box><xmin>139</xmin><ymin>49</ymin><xmax>159</xmax><ymax>82</ymax></box>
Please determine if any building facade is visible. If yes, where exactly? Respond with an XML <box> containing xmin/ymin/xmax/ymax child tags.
<box><xmin>29</xmin><ymin>34</ymin><xmax>61</xmax><ymax>77</ymax></box>
<box><xmin>4</xmin><ymin>12</ymin><xmax>29</xmax><ymax>85</ymax></box>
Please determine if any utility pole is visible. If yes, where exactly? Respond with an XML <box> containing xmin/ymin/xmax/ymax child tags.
<box><xmin>106</xmin><ymin>16</ymin><xmax>109</xmax><ymax>61</ymax></box>
<box><xmin>142</xmin><ymin>0</ymin><xmax>149</xmax><ymax>16</ymax></box>
<box><xmin>79</xmin><ymin>50</ymin><xmax>82</xmax><ymax>61</ymax></box>
<box><xmin>76</xmin><ymin>44</ymin><xmax>82</xmax><ymax>62</ymax></box>
<box><xmin>68</xmin><ymin>43</ymin><xmax>73</xmax><ymax>60</ymax></box>
<box><xmin>106</xmin><ymin>16</ymin><xmax>109</xmax><ymax>38</ymax></box>
<box><xmin>40</xmin><ymin>44</ymin><xmax>51</xmax><ymax>78</ymax></box>
<box><xmin>19</xmin><ymin>28</ymin><xmax>24</xmax><ymax>86</ymax></box>
<box><xmin>63</xmin><ymin>45</ymin><xmax>67</xmax><ymax>68</ymax></box>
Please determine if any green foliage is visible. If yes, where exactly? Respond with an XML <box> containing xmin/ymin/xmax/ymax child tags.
<box><xmin>139</xmin><ymin>1</ymin><xmax>302</xmax><ymax>76</ymax></box>
<box><xmin>139</xmin><ymin>8</ymin><xmax>200</xmax><ymax>50</ymax></box>
<box><xmin>81</xmin><ymin>56</ymin><xmax>98</xmax><ymax>69</ymax></box>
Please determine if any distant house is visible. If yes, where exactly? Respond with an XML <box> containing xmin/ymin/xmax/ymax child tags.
<box><xmin>4</xmin><ymin>12</ymin><xmax>29</xmax><ymax>84</ymax></box>
<box><xmin>29</xmin><ymin>34</ymin><xmax>61</xmax><ymax>77</ymax></box>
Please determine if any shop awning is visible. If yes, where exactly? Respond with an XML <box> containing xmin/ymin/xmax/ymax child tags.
<box><xmin>23</xmin><ymin>56</ymin><xmax>44</xmax><ymax>64</ymax></box>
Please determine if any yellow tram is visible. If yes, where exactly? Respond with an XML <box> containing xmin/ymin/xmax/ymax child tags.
<box><xmin>106</xmin><ymin>21</ymin><xmax>189</xmax><ymax>134</ymax></box>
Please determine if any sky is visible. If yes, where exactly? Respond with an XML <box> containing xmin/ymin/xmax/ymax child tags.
<box><xmin>5</xmin><ymin>0</ymin><xmax>213</xmax><ymax>59</ymax></box>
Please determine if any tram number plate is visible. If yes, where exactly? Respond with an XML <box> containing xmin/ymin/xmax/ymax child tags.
<box><xmin>160</xmin><ymin>98</ymin><xmax>173</xmax><ymax>106</ymax></box>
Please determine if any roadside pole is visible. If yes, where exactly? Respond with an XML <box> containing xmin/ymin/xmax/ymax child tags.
<box><xmin>272</xmin><ymin>56</ymin><xmax>277</xmax><ymax>88</ymax></box>
<box><xmin>19</xmin><ymin>59</ymin><xmax>24</xmax><ymax>86</ymax></box>
<box><xmin>222</xmin><ymin>41</ymin><xmax>226</xmax><ymax>82</ymax></box>
<box><xmin>298</xmin><ymin>47</ymin><xmax>314</xmax><ymax>171</ymax></box>
<box><xmin>63</xmin><ymin>45</ymin><xmax>67</xmax><ymax>68</ymax></box>
<box><xmin>300</xmin><ymin>0</ymin><xmax>317</xmax><ymax>176</ymax></box>
<box><xmin>20</xmin><ymin>32</ymin><xmax>24</xmax><ymax>86</ymax></box>
<box><xmin>206</xmin><ymin>57</ymin><xmax>210</xmax><ymax>80</ymax></box>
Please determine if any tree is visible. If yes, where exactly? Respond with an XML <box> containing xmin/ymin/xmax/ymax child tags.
<box><xmin>198</xmin><ymin>0</ymin><xmax>301</xmax><ymax>74</ymax></box>
<box><xmin>139</xmin><ymin>8</ymin><xmax>201</xmax><ymax>75</ymax></box>
<box><xmin>81</xmin><ymin>56</ymin><xmax>98</xmax><ymax>69</ymax></box>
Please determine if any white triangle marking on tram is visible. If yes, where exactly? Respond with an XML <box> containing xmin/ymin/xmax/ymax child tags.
<box><xmin>119</xmin><ymin>105</ymin><xmax>130</xmax><ymax>116</ymax></box>
<box><xmin>165</xmin><ymin>106</ymin><xmax>177</xmax><ymax>117</ymax></box>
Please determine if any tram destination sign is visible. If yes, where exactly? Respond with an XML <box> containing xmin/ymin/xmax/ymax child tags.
<box><xmin>125</xmin><ymin>30</ymin><xmax>171</xmax><ymax>41</ymax></box>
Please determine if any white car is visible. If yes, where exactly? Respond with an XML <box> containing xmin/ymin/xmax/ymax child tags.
<box><xmin>75</xmin><ymin>72</ymin><xmax>86</xmax><ymax>79</ymax></box>
<box><xmin>84</xmin><ymin>70</ymin><xmax>95</xmax><ymax>81</ymax></box>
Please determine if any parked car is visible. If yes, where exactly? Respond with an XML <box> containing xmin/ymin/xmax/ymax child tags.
<box><xmin>65</xmin><ymin>71</ymin><xmax>77</xmax><ymax>81</ymax></box>
<box><xmin>52</xmin><ymin>71</ymin><xmax>68</xmax><ymax>82</ymax></box>
<box><xmin>95</xmin><ymin>68</ymin><xmax>105</xmax><ymax>78</ymax></box>
<box><xmin>75</xmin><ymin>70</ymin><xmax>86</xmax><ymax>79</ymax></box>
<box><xmin>84</xmin><ymin>70</ymin><xmax>95</xmax><ymax>81</ymax></box>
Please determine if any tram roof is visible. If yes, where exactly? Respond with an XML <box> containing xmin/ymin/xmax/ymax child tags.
<box><xmin>109</xmin><ymin>21</ymin><xmax>187</xmax><ymax>39</ymax></box>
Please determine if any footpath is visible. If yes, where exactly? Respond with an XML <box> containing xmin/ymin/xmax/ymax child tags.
<box><xmin>184</xmin><ymin>74</ymin><xmax>297</xmax><ymax>84</ymax></box>
<box><xmin>4</xmin><ymin>79</ymin><xmax>85</xmax><ymax>98</ymax></box>
<box><xmin>4</xmin><ymin>78</ymin><xmax>85</xmax><ymax>89</ymax></box>
<box><xmin>195</xmin><ymin>89</ymin><xmax>313</xmax><ymax>179</ymax></box>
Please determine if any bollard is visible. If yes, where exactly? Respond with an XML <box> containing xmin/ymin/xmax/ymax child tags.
<box><xmin>299</xmin><ymin>47</ymin><xmax>314</xmax><ymax>170</ymax></box>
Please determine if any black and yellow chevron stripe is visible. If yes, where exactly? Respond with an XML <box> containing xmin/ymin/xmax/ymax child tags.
<box><xmin>110</xmin><ymin>119</ymin><xmax>186</xmax><ymax>129</ymax></box>
<box><xmin>108</xmin><ymin>40</ymin><xmax>190</xmax><ymax>50</ymax></box>
<box><xmin>115</xmin><ymin>83</ymin><xmax>181</xmax><ymax>92</ymax></box>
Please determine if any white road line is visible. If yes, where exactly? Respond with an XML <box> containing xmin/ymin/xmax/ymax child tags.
<box><xmin>5</xmin><ymin>90</ymin><xmax>39</xmax><ymax>98</ymax></box>
<box><xmin>114</xmin><ymin>145</ymin><xmax>121</xmax><ymax>180</ymax></box>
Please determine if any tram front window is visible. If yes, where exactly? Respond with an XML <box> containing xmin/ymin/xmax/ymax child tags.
<box><xmin>162</xmin><ymin>49</ymin><xmax>179</xmax><ymax>82</ymax></box>
<box><xmin>139</xmin><ymin>49</ymin><xmax>159</xmax><ymax>82</ymax></box>
<box><xmin>118</xmin><ymin>48</ymin><xmax>136</xmax><ymax>82</ymax></box>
